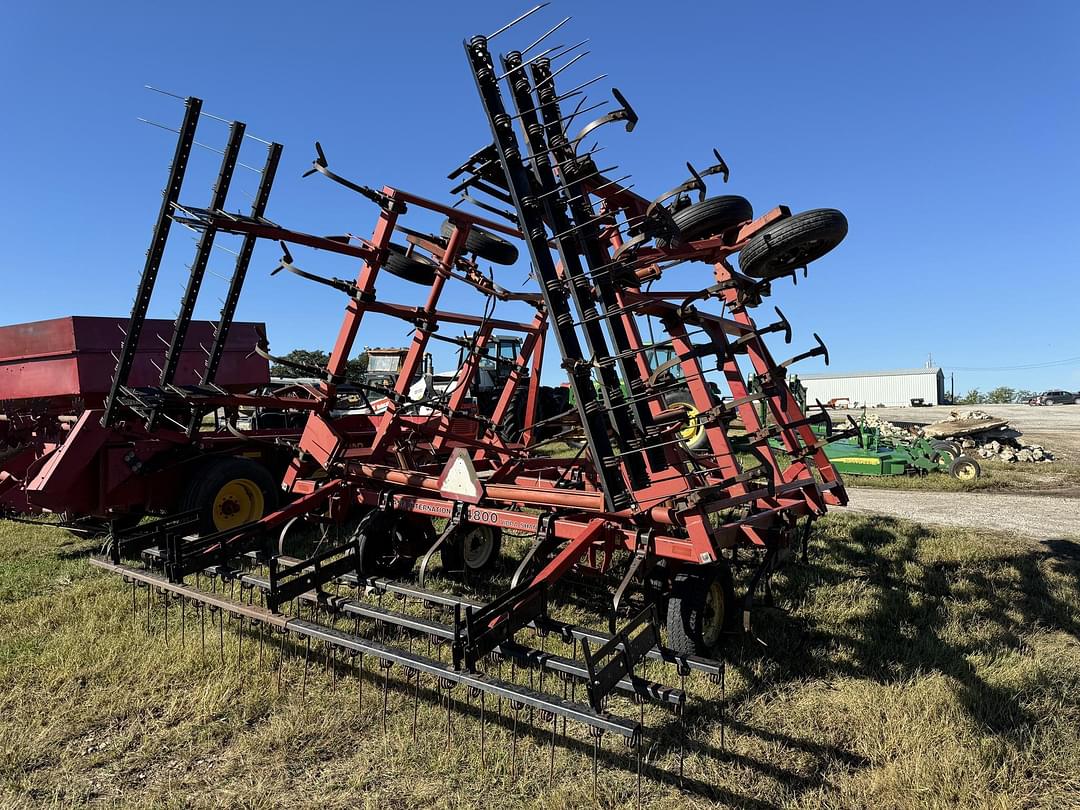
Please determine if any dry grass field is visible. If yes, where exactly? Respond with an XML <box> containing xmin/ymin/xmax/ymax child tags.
<box><xmin>1</xmin><ymin>512</ymin><xmax>1078</xmax><ymax>808</ymax></box>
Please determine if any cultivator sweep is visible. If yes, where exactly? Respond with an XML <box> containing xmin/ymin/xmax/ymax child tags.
<box><xmin>88</xmin><ymin>5</ymin><xmax>853</xmax><ymax>797</ymax></box>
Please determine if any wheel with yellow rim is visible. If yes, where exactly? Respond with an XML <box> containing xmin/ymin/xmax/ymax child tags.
<box><xmin>664</xmin><ymin>392</ymin><xmax>709</xmax><ymax>452</ymax></box>
<box><xmin>949</xmin><ymin>455</ymin><xmax>981</xmax><ymax>482</ymax></box>
<box><xmin>666</xmin><ymin>564</ymin><xmax>737</xmax><ymax>656</ymax></box>
<box><xmin>182</xmin><ymin>457</ymin><xmax>278</xmax><ymax>534</ymax></box>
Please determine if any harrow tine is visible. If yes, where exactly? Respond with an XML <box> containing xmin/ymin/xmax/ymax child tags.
<box><xmin>200</xmin><ymin>601</ymin><xmax>206</xmax><ymax>655</ymax></box>
<box><xmin>302</xmin><ymin>636</ymin><xmax>311</xmax><ymax>701</ymax></box>
<box><xmin>381</xmin><ymin>659</ymin><xmax>392</xmax><ymax>735</ymax></box>
<box><xmin>357</xmin><ymin>652</ymin><xmax>364</xmax><ymax>713</ymax></box>
<box><xmin>180</xmin><ymin>593</ymin><xmax>186</xmax><ymax>647</ymax></box>
<box><xmin>237</xmin><ymin>616</ymin><xmax>243</xmax><ymax>680</ymax></box>
<box><xmin>486</xmin><ymin>2</ymin><xmax>548</xmax><ymax>41</ymax></box>
<box><xmin>412</xmin><ymin>669</ymin><xmax>420</xmax><ymax>741</ymax></box>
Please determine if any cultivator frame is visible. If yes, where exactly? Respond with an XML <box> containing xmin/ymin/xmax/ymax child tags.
<box><xmin>89</xmin><ymin>5</ymin><xmax>853</xmax><ymax>796</ymax></box>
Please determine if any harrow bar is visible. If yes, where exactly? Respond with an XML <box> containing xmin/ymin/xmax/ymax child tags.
<box><xmin>91</xmin><ymin>556</ymin><xmax>640</xmax><ymax>739</ymax></box>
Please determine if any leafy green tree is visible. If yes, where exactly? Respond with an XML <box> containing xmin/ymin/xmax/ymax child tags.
<box><xmin>1013</xmin><ymin>389</ymin><xmax>1035</xmax><ymax>404</ymax></box>
<box><xmin>985</xmin><ymin>386</ymin><xmax>1016</xmax><ymax>404</ymax></box>
<box><xmin>958</xmin><ymin>389</ymin><xmax>983</xmax><ymax>405</ymax></box>
<box><xmin>270</xmin><ymin>349</ymin><xmax>368</xmax><ymax>383</ymax></box>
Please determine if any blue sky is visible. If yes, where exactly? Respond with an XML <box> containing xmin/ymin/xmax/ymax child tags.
<box><xmin>1</xmin><ymin>1</ymin><xmax>1077</xmax><ymax>394</ymax></box>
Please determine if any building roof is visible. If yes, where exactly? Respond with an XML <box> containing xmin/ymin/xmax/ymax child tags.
<box><xmin>797</xmin><ymin>367</ymin><xmax>942</xmax><ymax>380</ymax></box>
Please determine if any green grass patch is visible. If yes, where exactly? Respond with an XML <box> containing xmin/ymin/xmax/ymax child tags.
<box><xmin>839</xmin><ymin>459</ymin><xmax>1080</xmax><ymax>493</ymax></box>
<box><xmin>1</xmin><ymin>514</ymin><xmax>1079</xmax><ymax>807</ymax></box>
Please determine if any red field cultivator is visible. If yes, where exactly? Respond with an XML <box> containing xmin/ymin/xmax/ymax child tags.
<box><xmin>85</xmin><ymin>6</ymin><xmax>852</xmax><ymax>796</ymax></box>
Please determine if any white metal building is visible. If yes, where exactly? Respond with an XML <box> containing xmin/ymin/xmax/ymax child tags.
<box><xmin>796</xmin><ymin>367</ymin><xmax>945</xmax><ymax>407</ymax></box>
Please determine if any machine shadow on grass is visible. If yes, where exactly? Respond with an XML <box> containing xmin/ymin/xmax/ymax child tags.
<box><xmin>712</xmin><ymin>513</ymin><xmax>1080</xmax><ymax>743</ymax></box>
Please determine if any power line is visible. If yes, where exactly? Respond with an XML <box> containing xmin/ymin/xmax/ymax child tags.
<box><xmin>945</xmin><ymin>354</ymin><xmax>1080</xmax><ymax>372</ymax></box>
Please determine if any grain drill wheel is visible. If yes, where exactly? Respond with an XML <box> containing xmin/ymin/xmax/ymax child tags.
<box><xmin>441</xmin><ymin>524</ymin><xmax>502</xmax><ymax>573</ymax></box>
<box><xmin>738</xmin><ymin>208</ymin><xmax>848</xmax><ymax>279</ymax></box>
<box><xmin>666</xmin><ymin>564</ymin><xmax>737</xmax><ymax>656</ymax></box>
<box><xmin>182</xmin><ymin>456</ymin><xmax>278</xmax><ymax>534</ymax></box>
<box><xmin>949</xmin><ymin>455</ymin><xmax>981</xmax><ymax>482</ymax></box>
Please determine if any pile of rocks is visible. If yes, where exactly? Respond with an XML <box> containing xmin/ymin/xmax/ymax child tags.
<box><xmin>922</xmin><ymin>409</ymin><xmax>1053</xmax><ymax>464</ymax></box>
<box><xmin>965</xmin><ymin>438</ymin><xmax>1053</xmax><ymax>464</ymax></box>
<box><xmin>862</xmin><ymin>413</ymin><xmax>913</xmax><ymax>441</ymax></box>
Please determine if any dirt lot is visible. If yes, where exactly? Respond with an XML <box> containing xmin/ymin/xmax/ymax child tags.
<box><xmin>861</xmin><ymin>403</ymin><xmax>1080</xmax><ymax>462</ymax></box>
<box><xmin>842</xmin><ymin>488</ymin><xmax>1080</xmax><ymax>540</ymax></box>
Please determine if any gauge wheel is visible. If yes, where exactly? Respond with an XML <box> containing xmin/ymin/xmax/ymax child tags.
<box><xmin>181</xmin><ymin>457</ymin><xmax>278</xmax><ymax>534</ymax></box>
<box><xmin>738</xmin><ymin>208</ymin><xmax>848</xmax><ymax>279</ymax></box>
<box><xmin>351</xmin><ymin>511</ymin><xmax>418</xmax><ymax>577</ymax></box>
<box><xmin>949</xmin><ymin>455</ymin><xmax>981</xmax><ymax>482</ymax></box>
<box><xmin>670</xmin><ymin>195</ymin><xmax>753</xmax><ymax>241</ymax></box>
<box><xmin>440</xmin><ymin>220</ymin><xmax>519</xmax><ymax>266</ymax></box>
<box><xmin>665</xmin><ymin>564</ymin><xmax>736</xmax><ymax>656</ymax></box>
<box><xmin>663</xmin><ymin>392</ymin><xmax>709</xmax><ymax>452</ymax></box>
<box><xmin>441</xmin><ymin>524</ymin><xmax>503</xmax><ymax>574</ymax></box>
<box><xmin>383</xmin><ymin>242</ymin><xmax>439</xmax><ymax>285</ymax></box>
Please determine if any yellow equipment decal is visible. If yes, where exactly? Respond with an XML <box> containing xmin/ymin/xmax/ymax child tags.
<box><xmin>831</xmin><ymin>457</ymin><xmax>881</xmax><ymax>465</ymax></box>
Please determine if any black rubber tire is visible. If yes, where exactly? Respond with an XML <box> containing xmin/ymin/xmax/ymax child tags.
<box><xmin>440</xmin><ymin>525</ymin><xmax>503</xmax><ymax>574</ymax></box>
<box><xmin>383</xmin><ymin>242</ymin><xmax>438</xmax><ymax>285</ymax></box>
<box><xmin>949</xmin><ymin>455</ymin><xmax>982</xmax><ymax>482</ymax></box>
<box><xmin>663</xmin><ymin>391</ymin><xmax>709</xmax><ymax>452</ymax></box>
<box><xmin>352</xmin><ymin>512</ymin><xmax>416</xmax><ymax>577</ymax></box>
<box><xmin>666</xmin><ymin>564</ymin><xmax>737</xmax><ymax>656</ymax></box>
<box><xmin>440</xmin><ymin>220</ymin><xmax>519</xmax><ymax>266</ymax></box>
<box><xmin>670</xmin><ymin>195</ymin><xmax>753</xmax><ymax>241</ymax></box>
<box><xmin>738</xmin><ymin>208</ymin><xmax>848</xmax><ymax>279</ymax></box>
<box><xmin>181</xmin><ymin>456</ymin><xmax>279</xmax><ymax>534</ymax></box>
<box><xmin>931</xmin><ymin>440</ymin><xmax>962</xmax><ymax>456</ymax></box>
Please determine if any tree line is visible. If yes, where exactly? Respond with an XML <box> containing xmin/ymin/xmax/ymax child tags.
<box><xmin>955</xmin><ymin>387</ymin><xmax>1036</xmax><ymax>405</ymax></box>
<box><xmin>269</xmin><ymin>349</ymin><xmax>368</xmax><ymax>382</ymax></box>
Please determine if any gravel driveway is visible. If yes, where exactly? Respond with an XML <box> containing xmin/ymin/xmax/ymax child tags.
<box><xmin>840</xmin><ymin>487</ymin><xmax>1080</xmax><ymax>540</ymax></box>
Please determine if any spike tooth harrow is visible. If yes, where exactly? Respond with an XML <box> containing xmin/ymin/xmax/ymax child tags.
<box><xmin>83</xmin><ymin>7</ymin><xmax>855</xmax><ymax>796</ymax></box>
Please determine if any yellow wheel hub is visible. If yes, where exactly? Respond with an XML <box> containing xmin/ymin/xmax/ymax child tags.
<box><xmin>211</xmin><ymin>478</ymin><xmax>265</xmax><ymax>531</ymax></box>
<box><xmin>676</xmin><ymin>403</ymin><xmax>703</xmax><ymax>445</ymax></box>
<box><xmin>955</xmin><ymin>463</ymin><xmax>977</xmax><ymax>481</ymax></box>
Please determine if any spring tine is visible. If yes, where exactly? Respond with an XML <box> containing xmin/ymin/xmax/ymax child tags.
<box><xmin>218</xmin><ymin>608</ymin><xmax>225</xmax><ymax>664</ymax></box>
<box><xmin>548</xmin><ymin>711</ymin><xmax>557</xmax><ymax>785</ymax></box>
<box><xmin>258</xmin><ymin>621</ymin><xmax>264</xmax><ymax>667</ymax></box>
<box><xmin>146</xmin><ymin>584</ymin><xmax>151</xmax><ymax>633</ymax></box>
<box><xmin>357</xmin><ymin>652</ymin><xmax>364</xmax><ymax>713</ymax></box>
<box><xmin>592</xmin><ymin>728</ymin><xmax>601</xmax><ymax>800</ymax></box>
<box><xmin>412</xmin><ymin>670</ymin><xmax>419</xmax><ymax>741</ymax></box>
<box><xmin>445</xmin><ymin>681</ymin><xmax>453</xmax><ymax>748</ymax></box>
<box><xmin>521</xmin><ymin>14</ymin><xmax>569</xmax><ymax>54</ymax></box>
<box><xmin>302</xmin><ymin>636</ymin><xmax>311</xmax><ymax>701</ymax></box>
<box><xmin>381</xmin><ymin>660</ymin><xmax>391</xmax><ymax>737</ymax></box>
<box><xmin>131</xmin><ymin>581</ymin><xmax>137</xmax><ymax>627</ymax></box>
<box><xmin>331</xmin><ymin>646</ymin><xmax>338</xmax><ymax>690</ymax></box>
<box><xmin>636</xmin><ymin>726</ymin><xmax>643</xmax><ymax>808</ymax></box>
<box><xmin>494</xmin><ymin>43</ymin><xmax>562</xmax><ymax>80</ymax></box>
<box><xmin>277</xmin><ymin>630</ymin><xmax>286</xmax><ymax>694</ymax></box>
<box><xmin>180</xmin><ymin>594</ymin><xmax>186</xmax><ymax>646</ymax></box>
<box><xmin>200</xmin><ymin>603</ymin><xmax>206</xmax><ymax>655</ymax></box>
<box><xmin>511</xmin><ymin>706</ymin><xmax>519</xmax><ymax>777</ymax></box>
<box><xmin>237</xmin><ymin>616</ymin><xmax>243</xmax><ymax>680</ymax></box>
<box><xmin>534</xmin><ymin>49</ymin><xmax>589</xmax><ymax>89</ymax></box>
<box><xmin>479</xmin><ymin>690</ymin><xmax>486</xmax><ymax>766</ymax></box>
<box><xmin>486</xmin><ymin>2</ymin><xmax>549</xmax><ymax>41</ymax></box>
<box><xmin>720</xmin><ymin>659</ymin><xmax>726</xmax><ymax>749</ymax></box>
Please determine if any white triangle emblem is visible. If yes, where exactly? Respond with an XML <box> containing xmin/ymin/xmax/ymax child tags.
<box><xmin>437</xmin><ymin>448</ymin><xmax>483</xmax><ymax>503</ymax></box>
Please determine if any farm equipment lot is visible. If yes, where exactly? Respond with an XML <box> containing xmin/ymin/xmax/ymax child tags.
<box><xmin>2</xmin><ymin>512</ymin><xmax>1078</xmax><ymax>809</ymax></box>
<box><xmin>838</xmin><ymin>405</ymin><xmax>1080</xmax><ymax>494</ymax></box>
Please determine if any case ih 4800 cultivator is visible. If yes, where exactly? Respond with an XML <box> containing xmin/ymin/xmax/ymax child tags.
<box><xmin>87</xmin><ymin>6</ymin><xmax>851</xmax><ymax>797</ymax></box>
